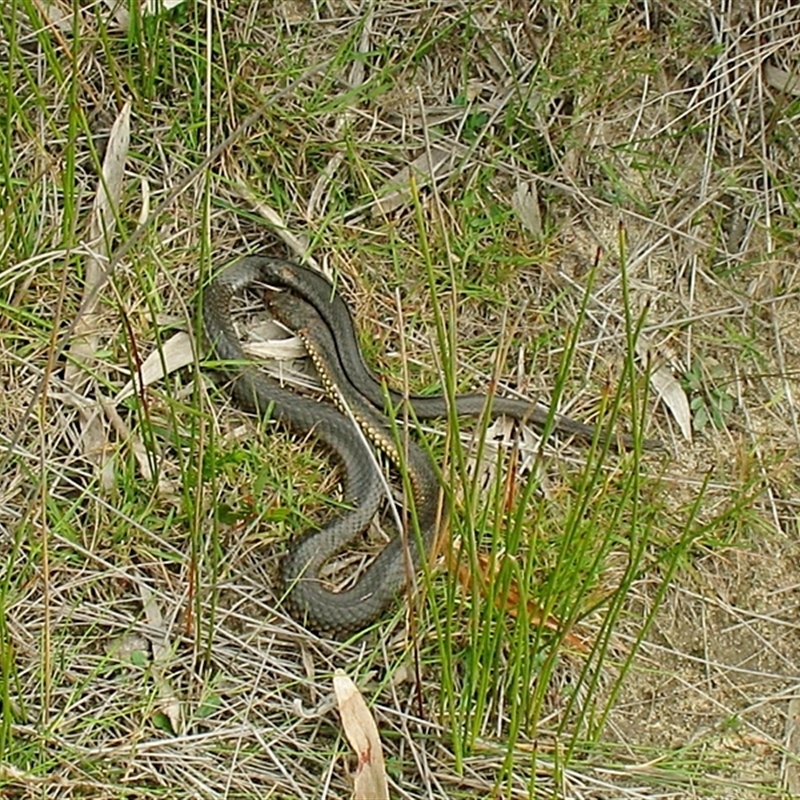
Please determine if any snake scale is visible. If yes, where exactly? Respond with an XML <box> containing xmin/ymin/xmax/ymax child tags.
<box><xmin>202</xmin><ymin>254</ymin><xmax>661</xmax><ymax>635</ymax></box>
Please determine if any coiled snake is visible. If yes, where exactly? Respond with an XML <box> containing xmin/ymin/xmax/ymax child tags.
<box><xmin>202</xmin><ymin>255</ymin><xmax>660</xmax><ymax>635</ymax></box>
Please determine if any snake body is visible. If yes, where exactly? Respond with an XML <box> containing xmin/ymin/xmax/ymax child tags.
<box><xmin>215</xmin><ymin>256</ymin><xmax>661</xmax><ymax>450</ymax></box>
<box><xmin>203</xmin><ymin>255</ymin><xmax>660</xmax><ymax>635</ymax></box>
<box><xmin>266</xmin><ymin>290</ymin><xmax>444</xmax><ymax>628</ymax></box>
<box><xmin>203</xmin><ymin>259</ymin><xmax>402</xmax><ymax>635</ymax></box>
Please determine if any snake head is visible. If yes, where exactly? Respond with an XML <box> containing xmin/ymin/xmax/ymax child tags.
<box><xmin>265</xmin><ymin>289</ymin><xmax>319</xmax><ymax>336</ymax></box>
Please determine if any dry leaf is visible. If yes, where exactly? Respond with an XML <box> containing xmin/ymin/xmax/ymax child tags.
<box><xmin>116</xmin><ymin>331</ymin><xmax>195</xmax><ymax>402</ymax></box>
<box><xmin>105</xmin><ymin>0</ymin><xmax>130</xmax><ymax>30</ymax></box>
<box><xmin>648</xmin><ymin>363</ymin><xmax>691</xmax><ymax>441</ymax></box>
<box><xmin>371</xmin><ymin>146</ymin><xmax>455</xmax><ymax>217</ymax></box>
<box><xmin>40</xmin><ymin>1</ymin><xmax>73</xmax><ymax>32</ymax></box>
<box><xmin>333</xmin><ymin>671</ymin><xmax>389</xmax><ymax>800</ymax></box>
<box><xmin>107</xmin><ymin>633</ymin><xmax>150</xmax><ymax>662</ymax></box>
<box><xmin>69</xmin><ymin>98</ymin><xmax>130</xmax><ymax>340</ymax></box>
<box><xmin>64</xmin><ymin>101</ymin><xmax>132</xmax><ymax>489</ymax></box>
<box><xmin>232</xmin><ymin>183</ymin><xmax>318</xmax><ymax>267</ymax></box>
<box><xmin>448</xmin><ymin>545</ymin><xmax>589</xmax><ymax>653</ymax></box>
<box><xmin>143</xmin><ymin>0</ymin><xmax>186</xmax><ymax>15</ymax></box>
<box><xmin>764</xmin><ymin>64</ymin><xmax>800</xmax><ymax>97</ymax></box>
<box><xmin>636</xmin><ymin>338</ymin><xmax>691</xmax><ymax>442</ymax></box>
<box><xmin>511</xmin><ymin>180</ymin><xmax>542</xmax><ymax>237</ymax></box>
<box><xmin>245</xmin><ymin>336</ymin><xmax>307</xmax><ymax>362</ymax></box>
<box><xmin>140</xmin><ymin>583</ymin><xmax>182</xmax><ymax>734</ymax></box>
<box><xmin>87</xmin><ymin>100</ymin><xmax>131</xmax><ymax>283</ymax></box>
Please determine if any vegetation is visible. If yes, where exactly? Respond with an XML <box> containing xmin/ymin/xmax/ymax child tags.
<box><xmin>1</xmin><ymin>1</ymin><xmax>798</xmax><ymax>797</ymax></box>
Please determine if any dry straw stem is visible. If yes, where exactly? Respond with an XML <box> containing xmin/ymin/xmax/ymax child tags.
<box><xmin>2</xmin><ymin>1</ymin><xmax>800</xmax><ymax>799</ymax></box>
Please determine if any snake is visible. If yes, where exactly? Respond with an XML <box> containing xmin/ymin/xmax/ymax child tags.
<box><xmin>212</xmin><ymin>255</ymin><xmax>662</xmax><ymax>451</ymax></box>
<box><xmin>203</xmin><ymin>255</ymin><xmax>661</xmax><ymax>635</ymax></box>
<box><xmin>265</xmin><ymin>289</ymin><xmax>444</xmax><ymax>628</ymax></box>
<box><xmin>203</xmin><ymin>260</ymin><xmax>412</xmax><ymax>635</ymax></box>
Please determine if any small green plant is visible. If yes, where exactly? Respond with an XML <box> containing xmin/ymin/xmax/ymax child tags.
<box><xmin>682</xmin><ymin>357</ymin><xmax>735</xmax><ymax>432</ymax></box>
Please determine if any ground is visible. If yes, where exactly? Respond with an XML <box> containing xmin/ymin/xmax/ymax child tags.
<box><xmin>1</xmin><ymin>1</ymin><xmax>799</xmax><ymax>798</ymax></box>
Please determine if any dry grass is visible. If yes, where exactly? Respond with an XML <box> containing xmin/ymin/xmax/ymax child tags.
<box><xmin>2</xmin><ymin>1</ymin><xmax>800</xmax><ymax>798</ymax></box>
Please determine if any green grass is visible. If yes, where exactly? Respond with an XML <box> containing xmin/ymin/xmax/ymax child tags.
<box><xmin>2</xmin><ymin>1</ymin><xmax>799</xmax><ymax>798</ymax></box>
<box><xmin>419</xmin><ymin>229</ymin><xmax>678</xmax><ymax>791</ymax></box>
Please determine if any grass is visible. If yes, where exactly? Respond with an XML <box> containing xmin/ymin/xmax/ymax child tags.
<box><xmin>2</xmin><ymin>1</ymin><xmax>800</xmax><ymax>798</ymax></box>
